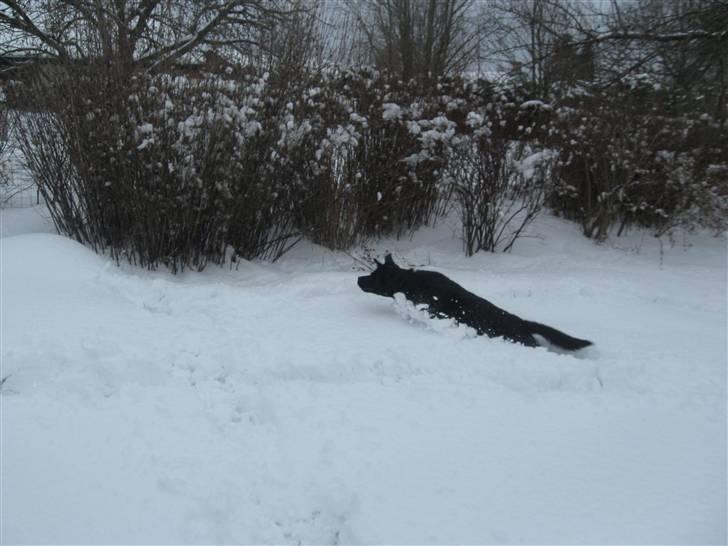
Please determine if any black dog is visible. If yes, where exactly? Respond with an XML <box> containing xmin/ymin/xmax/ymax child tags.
<box><xmin>358</xmin><ymin>254</ymin><xmax>592</xmax><ymax>351</ymax></box>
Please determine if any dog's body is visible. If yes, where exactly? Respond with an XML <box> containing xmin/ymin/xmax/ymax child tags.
<box><xmin>358</xmin><ymin>255</ymin><xmax>592</xmax><ymax>351</ymax></box>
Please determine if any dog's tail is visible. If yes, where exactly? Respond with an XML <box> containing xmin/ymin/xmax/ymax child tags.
<box><xmin>524</xmin><ymin>321</ymin><xmax>593</xmax><ymax>351</ymax></box>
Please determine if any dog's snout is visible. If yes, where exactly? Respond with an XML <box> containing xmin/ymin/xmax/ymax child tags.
<box><xmin>357</xmin><ymin>275</ymin><xmax>372</xmax><ymax>292</ymax></box>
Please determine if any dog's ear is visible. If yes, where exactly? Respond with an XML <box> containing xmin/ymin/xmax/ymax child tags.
<box><xmin>373</xmin><ymin>258</ymin><xmax>382</xmax><ymax>267</ymax></box>
<box><xmin>384</xmin><ymin>254</ymin><xmax>395</xmax><ymax>266</ymax></box>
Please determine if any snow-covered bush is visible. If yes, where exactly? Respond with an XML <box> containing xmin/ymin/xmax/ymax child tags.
<box><xmin>549</xmin><ymin>81</ymin><xmax>728</xmax><ymax>239</ymax></box>
<box><xmin>16</xmin><ymin>66</ymin><xmax>461</xmax><ymax>264</ymax></box>
<box><xmin>17</xmin><ymin>67</ymin><xmax>299</xmax><ymax>271</ymax></box>
<box><xmin>283</xmin><ymin>72</ymin><xmax>552</xmax><ymax>253</ymax></box>
<box><xmin>280</xmin><ymin>68</ymin><xmax>450</xmax><ymax>250</ymax></box>
<box><xmin>342</xmin><ymin>72</ymin><xmax>448</xmax><ymax>241</ymax></box>
<box><xmin>445</xmin><ymin>94</ymin><xmax>553</xmax><ymax>255</ymax></box>
<box><xmin>16</xmin><ymin>63</ymin><xmax>720</xmax><ymax>267</ymax></box>
<box><xmin>16</xmin><ymin>67</ymin><xmax>560</xmax><ymax>263</ymax></box>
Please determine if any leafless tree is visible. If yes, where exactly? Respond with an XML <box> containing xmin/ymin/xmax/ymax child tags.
<box><xmin>0</xmin><ymin>0</ymin><xmax>296</xmax><ymax>73</ymax></box>
<box><xmin>347</xmin><ymin>0</ymin><xmax>479</xmax><ymax>86</ymax></box>
<box><xmin>480</xmin><ymin>0</ymin><xmax>727</xmax><ymax>107</ymax></box>
<box><xmin>254</xmin><ymin>0</ymin><xmax>339</xmax><ymax>86</ymax></box>
<box><xmin>594</xmin><ymin>0</ymin><xmax>728</xmax><ymax>120</ymax></box>
<box><xmin>478</xmin><ymin>0</ymin><xmax>591</xmax><ymax>96</ymax></box>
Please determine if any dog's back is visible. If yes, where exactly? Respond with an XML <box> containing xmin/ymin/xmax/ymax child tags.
<box><xmin>358</xmin><ymin>255</ymin><xmax>593</xmax><ymax>351</ymax></box>
<box><xmin>398</xmin><ymin>269</ymin><xmax>541</xmax><ymax>346</ymax></box>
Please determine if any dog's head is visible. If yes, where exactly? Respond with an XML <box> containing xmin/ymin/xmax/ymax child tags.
<box><xmin>357</xmin><ymin>254</ymin><xmax>405</xmax><ymax>297</ymax></box>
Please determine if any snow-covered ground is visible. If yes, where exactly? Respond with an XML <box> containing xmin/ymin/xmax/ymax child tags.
<box><xmin>2</xmin><ymin>205</ymin><xmax>726</xmax><ymax>544</ymax></box>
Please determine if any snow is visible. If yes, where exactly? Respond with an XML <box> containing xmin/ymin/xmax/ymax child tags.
<box><xmin>518</xmin><ymin>149</ymin><xmax>557</xmax><ymax>180</ymax></box>
<box><xmin>1</xmin><ymin>206</ymin><xmax>726</xmax><ymax>544</ymax></box>
<box><xmin>382</xmin><ymin>103</ymin><xmax>403</xmax><ymax>121</ymax></box>
<box><xmin>520</xmin><ymin>100</ymin><xmax>552</xmax><ymax>110</ymax></box>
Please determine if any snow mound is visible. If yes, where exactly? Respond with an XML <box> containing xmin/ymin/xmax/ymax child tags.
<box><xmin>2</xmin><ymin>233</ymin><xmax>105</xmax><ymax>281</ymax></box>
<box><xmin>392</xmin><ymin>292</ymin><xmax>478</xmax><ymax>340</ymax></box>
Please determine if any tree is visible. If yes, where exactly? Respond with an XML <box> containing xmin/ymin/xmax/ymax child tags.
<box><xmin>0</xmin><ymin>0</ymin><xmax>294</xmax><ymax>73</ymax></box>
<box><xmin>593</xmin><ymin>0</ymin><xmax>728</xmax><ymax>121</ymax></box>
<box><xmin>479</xmin><ymin>0</ymin><xmax>590</xmax><ymax>97</ymax></box>
<box><xmin>347</xmin><ymin>0</ymin><xmax>479</xmax><ymax>87</ymax></box>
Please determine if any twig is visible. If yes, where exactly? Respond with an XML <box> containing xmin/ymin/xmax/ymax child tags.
<box><xmin>345</xmin><ymin>251</ymin><xmax>374</xmax><ymax>271</ymax></box>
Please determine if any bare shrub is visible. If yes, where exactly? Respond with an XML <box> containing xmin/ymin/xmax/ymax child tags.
<box><xmin>439</xmin><ymin>89</ymin><xmax>553</xmax><ymax>256</ymax></box>
<box><xmin>0</xmin><ymin>103</ymin><xmax>10</xmax><ymax>190</ymax></box>
<box><xmin>15</xmin><ymin>111</ymin><xmax>79</xmax><ymax>224</ymax></box>
<box><xmin>448</xmin><ymin>136</ymin><xmax>551</xmax><ymax>255</ymax></box>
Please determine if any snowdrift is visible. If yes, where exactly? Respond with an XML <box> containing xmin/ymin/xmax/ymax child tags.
<box><xmin>1</xmin><ymin>208</ymin><xmax>725</xmax><ymax>544</ymax></box>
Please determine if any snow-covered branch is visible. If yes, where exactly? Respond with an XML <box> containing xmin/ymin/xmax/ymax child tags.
<box><xmin>587</xmin><ymin>28</ymin><xmax>728</xmax><ymax>44</ymax></box>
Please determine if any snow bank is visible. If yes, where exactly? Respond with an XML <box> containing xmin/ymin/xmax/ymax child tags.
<box><xmin>1</xmin><ymin>211</ymin><xmax>725</xmax><ymax>544</ymax></box>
